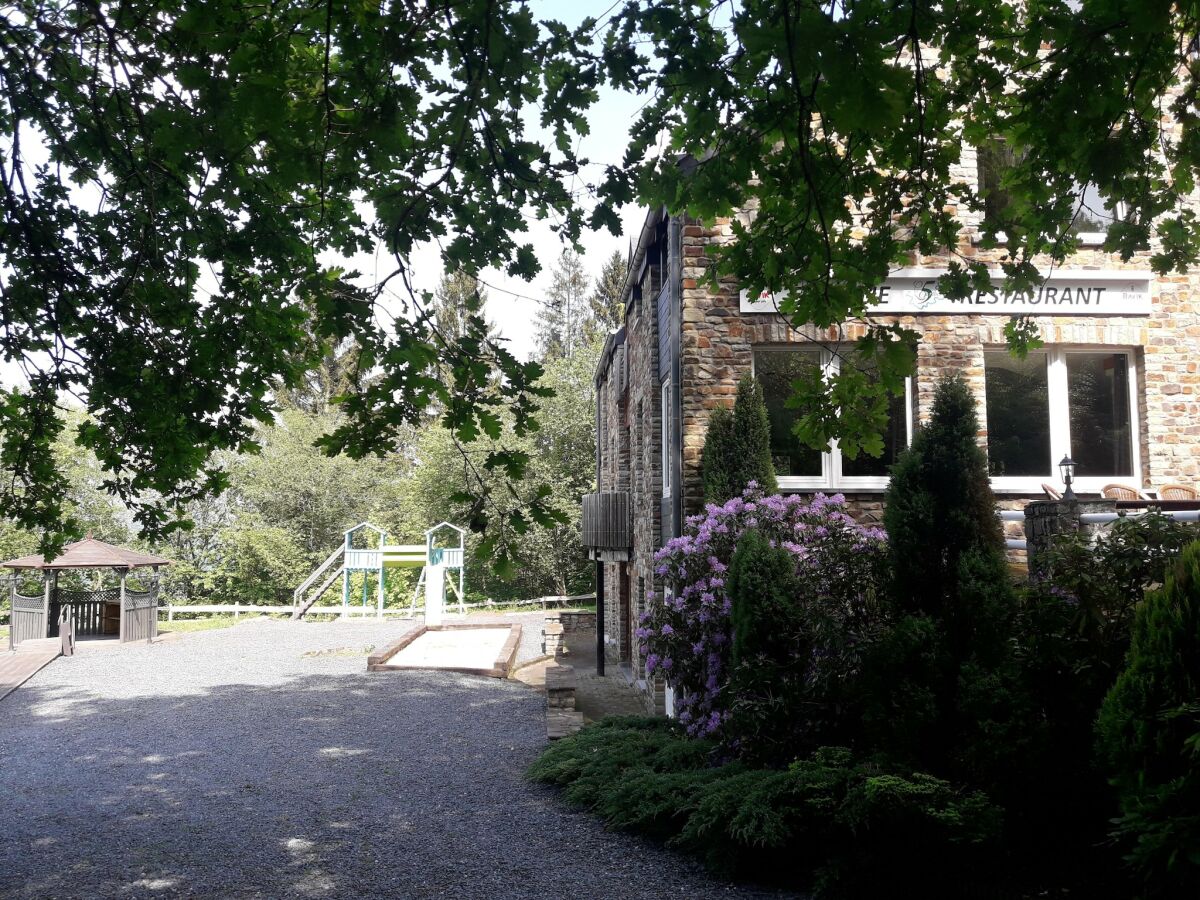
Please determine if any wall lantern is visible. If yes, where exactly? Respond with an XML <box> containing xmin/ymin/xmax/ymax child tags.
<box><xmin>1058</xmin><ymin>455</ymin><xmax>1077</xmax><ymax>501</ymax></box>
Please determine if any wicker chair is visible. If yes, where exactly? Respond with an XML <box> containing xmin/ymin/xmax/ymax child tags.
<box><xmin>1101</xmin><ymin>483</ymin><xmax>1152</xmax><ymax>501</ymax></box>
<box><xmin>1157</xmin><ymin>483</ymin><xmax>1199</xmax><ymax>500</ymax></box>
<box><xmin>1040</xmin><ymin>483</ymin><xmax>1063</xmax><ymax>500</ymax></box>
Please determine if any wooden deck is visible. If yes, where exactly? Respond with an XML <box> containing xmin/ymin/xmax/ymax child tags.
<box><xmin>0</xmin><ymin>644</ymin><xmax>61</xmax><ymax>703</ymax></box>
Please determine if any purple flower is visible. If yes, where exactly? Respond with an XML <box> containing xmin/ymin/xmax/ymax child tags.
<box><xmin>661</xmin><ymin>623</ymin><xmax>674</xmax><ymax>636</ymax></box>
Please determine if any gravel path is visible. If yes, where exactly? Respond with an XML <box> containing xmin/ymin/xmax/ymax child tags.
<box><xmin>0</xmin><ymin>616</ymin><xmax>787</xmax><ymax>899</ymax></box>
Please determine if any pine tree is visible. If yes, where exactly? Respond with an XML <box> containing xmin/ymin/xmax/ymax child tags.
<box><xmin>701</xmin><ymin>375</ymin><xmax>778</xmax><ymax>504</ymax></box>
<box><xmin>431</xmin><ymin>270</ymin><xmax>494</xmax><ymax>344</ymax></box>
<box><xmin>884</xmin><ymin>374</ymin><xmax>1009</xmax><ymax>629</ymax></box>
<box><xmin>1097</xmin><ymin>540</ymin><xmax>1200</xmax><ymax>893</ymax></box>
<box><xmin>536</xmin><ymin>248</ymin><xmax>591</xmax><ymax>361</ymax></box>
<box><xmin>587</xmin><ymin>249</ymin><xmax>628</xmax><ymax>338</ymax></box>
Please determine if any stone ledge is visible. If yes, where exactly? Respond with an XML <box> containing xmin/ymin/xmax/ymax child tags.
<box><xmin>545</xmin><ymin>662</ymin><xmax>583</xmax><ymax>738</ymax></box>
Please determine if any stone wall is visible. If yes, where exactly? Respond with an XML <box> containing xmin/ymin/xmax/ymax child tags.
<box><xmin>676</xmin><ymin>208</ymin><xmax>1200</xmax><ymax>518</ymax></box>
<box><xmin>594</xmin><ymin>258</ymin><xmax>665</xmax><ymax>709</ymax></box>
<box><xmin>1024</xmin><ymin>499</ymin><xmax>1119</xmax><ymax>574</ymax></box>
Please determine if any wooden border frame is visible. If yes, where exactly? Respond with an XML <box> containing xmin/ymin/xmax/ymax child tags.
<box><xmin>367</xmin><ymin>623</ymin><xmax>522</xmax><ymax>679</ymax></box>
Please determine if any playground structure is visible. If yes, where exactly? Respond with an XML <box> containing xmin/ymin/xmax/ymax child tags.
<box><xmin>291</xmin><ymin>522</ymin><xmax>466</xmax><ymax>624</ymax></box>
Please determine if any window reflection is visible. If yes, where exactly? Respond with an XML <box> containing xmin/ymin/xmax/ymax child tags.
<box><xmin>984</xmin><ymin>350</ymin><xmax>1051</xmax><ymax>477</ymax></box>
<box><xmin>754</xmin><ymin>351</ymin><xmax>823</xmax><ymax>477</ymax></box>
<box><xmin>1067</xmin><ymin>353</ymin><xmax>1132</xmax><ymax>477</ymax></box>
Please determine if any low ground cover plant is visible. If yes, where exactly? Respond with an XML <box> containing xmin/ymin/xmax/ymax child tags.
<box><xmin>528</xmin><ymin>717</ymin><xmax>1001</xmax><ymax>897</ymax></box>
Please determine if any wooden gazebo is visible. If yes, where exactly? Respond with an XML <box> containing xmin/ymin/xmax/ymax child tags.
<box><xmin>2</xmin><ymin>537</ymin><xmax>170</xmax><ymax>648</ymax></box>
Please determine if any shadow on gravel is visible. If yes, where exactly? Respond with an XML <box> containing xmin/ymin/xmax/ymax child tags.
<box><xmin>0</xmin><ymin>671</ymin><xmax>786</xmax><ymax>899</ymax></box>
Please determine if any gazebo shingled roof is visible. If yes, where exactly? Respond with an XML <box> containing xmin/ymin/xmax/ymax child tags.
<box><xmin>1</xmin><ymin>536</ymin><xmax>171</xmax><ymax>571</ymax></box>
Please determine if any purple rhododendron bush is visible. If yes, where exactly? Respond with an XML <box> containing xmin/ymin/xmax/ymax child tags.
<box><xmin>639</xmin><ymin>485</ymin><xmax>888</xmax><ymax>744</ymax></box>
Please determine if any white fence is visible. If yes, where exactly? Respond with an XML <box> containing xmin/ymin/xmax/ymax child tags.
<box><xmin>159</xmin><ymin>593</ymin><xmax>597</xmax><ymax>621</ymax></box>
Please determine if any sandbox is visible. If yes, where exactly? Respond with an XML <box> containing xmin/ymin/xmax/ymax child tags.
<box><xmin>367</xmin><ymin>623</ymin><xmax>522</xmax><ymax>678</ymax></box>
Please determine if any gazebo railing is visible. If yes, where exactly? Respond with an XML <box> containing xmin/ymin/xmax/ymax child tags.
<box><xmin>9</xmin><ymin>586</ymin><xmax>47</xmax><ymax>649</ymax></box>
<box><xmin>49</xmin><ymin>588</ymin><xmax>121</xmax><ymax>638</ymax></box>
<box><xmin>122</xmin><ymin>586</ymin><xmax>158</xmax><ymax>643</ymax></box>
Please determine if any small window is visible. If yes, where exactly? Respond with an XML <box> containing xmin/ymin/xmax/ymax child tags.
<box><xmin>753</xmin><ymin>347</ymin><xmax>912</xmax><ymax>490</ymax></box>
<box><xmin>661</xmin><ymin>378</ymin><xmax>672</xmax><ymax>498</ymax></box>
<box><xmin>1068</xmin><ymin>182</ymin><xmax>1119</xmax><ymax>236</ymax></box>
<box><xmin>976</xmin><ymin>139</ymin><xmax>1022</xmax><ymax>229</ymax></box>
<box><xmin>977</xmin><ymin>140</ymin><xmax>1118</xmax><ymax>239</ymax></box>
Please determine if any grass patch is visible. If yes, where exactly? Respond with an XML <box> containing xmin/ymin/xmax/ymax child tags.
<box><xmin>159</xmin><ymin>613</ymin><xmax>289</xmax><ymax>634</ymax></box>
<box><xmin>467</xmin><ymin>602</ymin><xmax>596</xmax><ymax>615</ymax></box>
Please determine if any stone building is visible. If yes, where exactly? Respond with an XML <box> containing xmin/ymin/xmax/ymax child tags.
<box><xmin>582</xmin><ymin>151</ymin><xmax>1200</xmax><ymax>714</ymax></box>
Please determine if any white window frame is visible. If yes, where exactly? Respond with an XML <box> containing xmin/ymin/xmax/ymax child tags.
<box><xmin>751</xmin><ymin>346</ymin><xmax>913</xmax><ymax>493</ymax></box>
<box><xmin>985</xmin><ymin>346</ymin><xmax>1143</xmax><ymax>495</ymax></box>
<box><xmin>661</xmin><ymin>377</ymin><xmax>672</xmax><ymax>498</ymax></box>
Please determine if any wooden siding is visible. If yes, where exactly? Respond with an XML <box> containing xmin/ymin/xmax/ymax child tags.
<box><xmin>581</xmin><ymin>492</ymin><xmax>632</xmax><ymax>550</ymax></box>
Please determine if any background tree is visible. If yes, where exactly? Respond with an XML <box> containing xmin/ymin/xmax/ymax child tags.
<box><xmin>0</xmin><ymin>0</ymin><xmax>601</xmax><ymax>550</ymax></box>
<box><xmin>536</xmin><ymin>249</ymin><xmax>592</xmax><ymax>361</ymax></box>
<box><xmin>405</xmin><ymin>336</ymin><xmax>600</xmax><ymax>600</ymax></box>
<box><xmin>587</xmin><ymin>249</ymin><xmax>629</xmax><ymax>339</ymax></box>
<box><xmin>431</xmin><ymin>271</ymin><xmax>496</xmax><ymax>347</ymax></box>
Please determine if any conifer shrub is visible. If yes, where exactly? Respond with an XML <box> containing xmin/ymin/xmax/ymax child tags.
<box><xmin>700</xmin><ymin>375</ymin><xmax>777</xmax><ymax>504</ymax></box>
<box><xmin>724</xmin><ymin>526</ymin><xmax>887</xmax><ymax>764</ymax></box>
<box><xmin>700</xmin><ymin>405</ymin><xmax>735</xmax><ymax>505</ymax></box>
<box><xmin>883</xmin><ymin>373</ymin><xmax>1010</xmax><ymax>629</ymax></box>
<box><xmin>866</xmin><ymin>374</ymin><xmax>1018</xmax><ymax>781</ymax></box>
<box><xmin>1097</xmin><ymin>540</ymin><xmax>1200</xmax><ymax>894</ymax></box>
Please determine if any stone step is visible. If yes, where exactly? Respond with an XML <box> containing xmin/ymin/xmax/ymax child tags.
<box><xmin>547</xmin><ymin>708</ymin><xmax>584</xmax><ymax>740</ymax></box>
<box><xmin>545</xmin><ymin>662</ymin><xmax>576</xmax><ymax>710</ymax></box>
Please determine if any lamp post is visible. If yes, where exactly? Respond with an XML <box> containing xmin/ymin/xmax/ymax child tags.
<box><xmin>1059</xmin><ymin>455</ymin><xmax>1077</xmax><ymax>502</ymax></box>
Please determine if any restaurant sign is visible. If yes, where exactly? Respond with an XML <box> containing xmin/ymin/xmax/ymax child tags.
<box><xmin>739</xmin><ymin>268</ymin><xmax>1152</xmax><ymax>316</ymax></box>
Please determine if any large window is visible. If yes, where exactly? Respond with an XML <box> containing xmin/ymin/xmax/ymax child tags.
<box><xmin>984</xmin><ymin>348</ymin><xmax>1138</xmax><ymax>491</ymax></box>
<box><xmin>754</xmin><ymin>348</ymin><xmax>912</xmax><ymax>490</ymax></box>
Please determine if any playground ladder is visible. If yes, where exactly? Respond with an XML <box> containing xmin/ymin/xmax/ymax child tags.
<box><xmin>291</xmin><ymin>545</ymin><xmax>345</xmax><ymax>620</ymax></box>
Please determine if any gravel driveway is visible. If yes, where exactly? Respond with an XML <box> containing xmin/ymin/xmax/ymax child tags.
<box><xmin>0</xmin><ymin>616</ymin><xmax>786</xmax><ymax>899</ymax></box>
